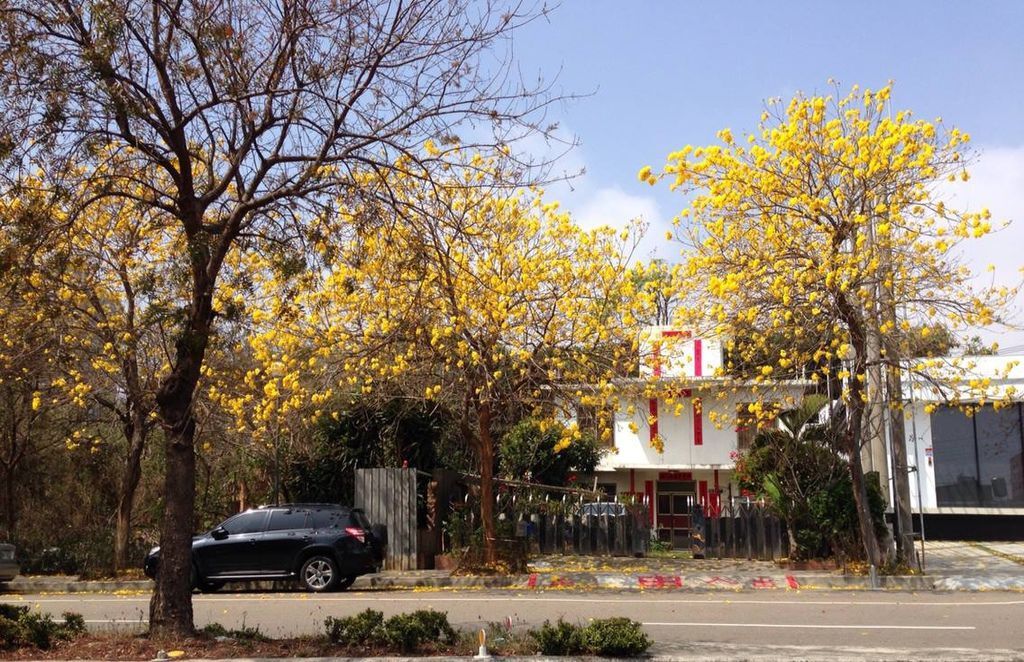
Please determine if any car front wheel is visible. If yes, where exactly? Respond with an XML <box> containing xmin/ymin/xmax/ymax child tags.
<box><xmin>299</xmin><ymin>555</ymin><xmax>338</xmax><ymax>592</ymax></box>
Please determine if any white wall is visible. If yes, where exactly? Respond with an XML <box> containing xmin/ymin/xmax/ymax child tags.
<box><xmin>903</xmin><ymin>402</ymin><xmax>938</xmax><ymax>510</ymax></box>
<box><xmin>598</xmin><ymin>384</ymin><xmax>806</xmax><ymax>470</ymax></box>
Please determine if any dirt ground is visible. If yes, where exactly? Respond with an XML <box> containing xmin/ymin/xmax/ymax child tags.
<box><xmin>0</xmin><ymin>634</ymin><xmax>476</xmax><ymax>660</ymax></box>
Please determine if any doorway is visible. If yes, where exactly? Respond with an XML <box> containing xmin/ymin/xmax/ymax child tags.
<box><xmin>655</xmin><ymin>480</ymin><xmax>696</xmax><ymax>549</ymax></box>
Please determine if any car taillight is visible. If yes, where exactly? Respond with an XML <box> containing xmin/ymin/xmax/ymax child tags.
<box><xmin>345</xmin><ymin>526</ymin><xmax>366</xmax><ymax>543</ymax></box>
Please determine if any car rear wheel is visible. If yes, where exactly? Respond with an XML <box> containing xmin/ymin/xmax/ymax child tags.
<box><xmin>299</xmin><ymin>555</ymin><xmax>338</xmax><ymax>592</ymax></box>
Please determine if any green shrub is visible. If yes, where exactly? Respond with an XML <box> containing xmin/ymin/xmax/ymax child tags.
<box><xmin>0</xmin><ymin>615</ymin><xmax>29</xmax><ymax>650</ymax></box>
<box><xmin>380</xmin><ymin>613</ymin><xmax>429</xmax><ymax>652</ymax></box>
<box><xmin>403</xmin><ymin>610</ymin><xmax>456</xmax><ymax>645</ymax></box>
<box><xmin>202</xmin><ymin>623</ymin><xmax>230</xmax><ymax>637</ymax></box>
<box><xmin>60</xmin><ymin>612</ymin><xmax>85</xmax><ymax>638</ymax></box>
<box><xmin>325</xmin><ymin>609</ymin><xmax>385</xmax><ymax>645</ymax></box>
<box><xmin>582</xmin><ymin>617</ymin><xmax>650</xmax><ymax>657</ymax></box>
<box><xmin>531</xmin><ymin>619</ymin><xmax>585</xmax><ymax>656</ymax></box>
<box><xmin>201</xmin><ymin>622</ymin><xmax>266</xmax><ymax>642</ymax></box>
<box><xmin>325</xmin><ymin>609</ymin><xmax>455</xmax><ymax>652</ymax></box>
<box><xmin>0</xmin><ymin>608</ymin><xmax>86</xmax><ymax>651</ymax></box>
<box><xmin>499</xmin><ymin>419</ymin><xmax>604</xmax><ymax>487</ymax></box>
<box><xmin>530</xmin><ymin>618</ymin><xmax>651</xmax><ymax>657</ymax></box>
<box><xmin>20</xmin><ymin>613</ymin><xmax>59</xmax><ymax>649</ymax></box>
<box><xmin>0</xmin><ymin>605</ymin><xmax>28</xmax><ymax>621</ymax></box>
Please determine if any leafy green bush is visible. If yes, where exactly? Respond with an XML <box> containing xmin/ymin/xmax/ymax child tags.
<box><xmin>499</xmin><ymin>419</ymin><xmax>604</xmax><ymax>487</ymax></box>
<box><xmin>380</xmin><ymin>610</ymin><xmax>457</xmax><ymax>652</ymax></box>
<box><xmin>402</xmin><ymin>610</ymin><xmax>457</xmax><ymax>645</ymax></box>
<box><xmin>530</xmin><ymin>618</ymin><xmax>650</xmax><ymax>657</ymax></box>
<box><xmin>0</xmin><ymin>616</ymin><xmax>29</xmax><ymax>650</ymax></box>
<box><xmin>325</xmin><ymin>609</ymin><xmax>385</xmax><ymax>645</ymax></box>
<box><xmin>59</xmin><ymin>612</ymin><xmax>85</xmax><ymax>638</ymax></box>
<box><xmin>380</xmin><ymin>613</ymin><xmax>429</xmax><ymax>652</ymax></box>
<box><xmin>324</xmin><ymin>609</ymin><xmax>455</xmax><ymax>652</ymax></box>
<box><xmin>582</xmin><ymin>617</ymin><xmax>651</xmax><ymax>657</ymax></box>
<box><xmin>531</xmin><ymin>619</ymin><xmax>585</xmax><ymax>655</ymax></box>
<box><xmin>202</xmin><ymin>623</ymin><xmax>230</xmax><ymax>638</ymax></box>
<box><xmin>0</xmin><ymin>608</ymin><xmax>85</xmax><ymax>650</ymax></box>
<box><xmin>736</xmin><ymin>397</ymin><xmax>890</xmax><ymax>561</ymax></box>
<box><xmin>0</xmin><ymin>605</ymin><xmax>28</xmax><ymax>621</ymax></box>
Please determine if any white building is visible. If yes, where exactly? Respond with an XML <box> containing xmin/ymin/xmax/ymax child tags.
<box><xmin>900</xmin><ymin>356</ymin><xmax>1024</xmax><ymax>535</ymax></box>
<box><xmin>584</xmin><ymin>327</ymin><xmax>809</xmax><ymax>547</ymax></box>
<box><xmin>584</xmin><ymin>329</ymin><xmax>1024</xmax><ymax>542</ymax></box>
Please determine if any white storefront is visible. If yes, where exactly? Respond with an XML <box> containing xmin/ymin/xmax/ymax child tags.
<box><xmin>902</xmin><ymin>356</ymin><xmax>1024</xmax><ymax>516</ymax></box>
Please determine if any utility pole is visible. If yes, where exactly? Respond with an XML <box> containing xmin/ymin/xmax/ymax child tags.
<box><xmin>879</xmin><ymin>247</ymin><xmax>916</xmax><ymax>568</ymax></box>
<box><xmin>863</xmin><ymin>215</ymin><xmax>890</xmax><ymax>519</ymax></box>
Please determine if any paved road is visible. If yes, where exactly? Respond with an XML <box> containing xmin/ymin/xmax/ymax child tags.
<box><xmin>4</xmin><ymin>589</ymin><xmax>1024</xmax><ymax>657</ymax></box>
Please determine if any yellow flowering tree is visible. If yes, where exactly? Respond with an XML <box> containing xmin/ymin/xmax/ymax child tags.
<box><xmin>0</xmin><ymin>192</ymin><xmax>78</xmax><ymax>537</ymax></box>
<box><xmin>2</xmin><ymin>0</ymin><xmax>566</xmax><ymax>634</ymax></box>
<box><xmin>203</xmin><ymin>252</ymin><xmax>327</xmax><ymax>506</ymax></box>
<box><xmin>644</xmin><ymin>83</ymin><xmax>1017</xmax><ymax>566</ymax></box>
<box><xmin>49</xmin><ymin>191</ymin><xmax>182</xmax><ymax>572</ymax></box>
<box><xmin>293</xmin><ymin>156</ymin><xmax>644</xmax><ymax>562</ymax></box>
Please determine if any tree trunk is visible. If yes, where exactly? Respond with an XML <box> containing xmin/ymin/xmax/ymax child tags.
<box><xmin>114</xmin><ymin>412</ymin><xmax>147</xmax><ymax>573</ymax></box>
<box><xmin>834</xmin><ymin>288</ymin><xmax>884</xmax><ymax>568</ymax></box>
<box><xmin>149</xmin><ymin>259</ymin><xmax>216</xmax><ymax>637</ymax></box>
<box><xmin>149</xmin><ymin>408</ymin><xmax>197</xmax><ymax>637</ymax></box>
<box><xmin>846</xmin><ymin>397</ymin><xmax>882</xmax><ymax>567</ymax></box>
<box><xmin>786</xmin><ymin>518</ymin><xmax>799</xmax><ymax>559</ymax></box>
<box><xmin>886</xmin><ymin>357</ymin><xmax>916</xmax><ymax>566</ymax></box>
<box><xmin>476</xmin><ymin>402</ymin><xmax>497</xmax><ymax>564</ymax></box>
<box><xmin>1</xmin><ymin>465</ymin><xmax>15</xmax><ymax>539</ymax></box>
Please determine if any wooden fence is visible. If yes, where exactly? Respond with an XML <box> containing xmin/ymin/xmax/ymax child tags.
<box><xmin>353</xmin><ymin>468</ymin><xmax>418</xmax><ymax>570</ymax></box>
<box><xmin>485</xmin><ymin>493</ymin><xmax>650</xmax><ymax>557</ymax></box>
<box><xmin>691</xmin><ymin>499</ymin><xmax>788</xmax><ymax>561</ymax></box>
<box><xmin>355</xmin><ymin>467</ymin><xmax>783</xmax><ymax>567</ymax></box>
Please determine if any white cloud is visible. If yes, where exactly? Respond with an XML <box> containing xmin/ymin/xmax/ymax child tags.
<box><xmin>571</xmin><ymin>186</ymin><xmax>672</xmax><ymax>260</ymax></box>
<box><xmin>574</xmin><ymin>186</ymin><xmax>662</xmax><ymax>229</ymax></box>
<box><xmin>506</xmin><ymin>126</ymin><xmax>671</xmax><ymax>260</ymax></box>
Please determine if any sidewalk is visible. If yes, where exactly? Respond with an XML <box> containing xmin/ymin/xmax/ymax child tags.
<box><xmin>2</xmin><ymin>540</ymin><xmax>1022</xmax><ymax>595</ymax></box>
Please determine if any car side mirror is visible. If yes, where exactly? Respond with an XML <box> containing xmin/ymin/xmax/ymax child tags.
<box><xmin>211</xmin><ymin>526</ymin><xmax>229</xmax><ymax>540</ymax></box>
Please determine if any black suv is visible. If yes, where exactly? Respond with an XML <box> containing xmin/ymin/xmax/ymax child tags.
<box><xmin>143</xmin><ymin>504</ymin><xmax>386</xmax><ymax>592</ymax></box>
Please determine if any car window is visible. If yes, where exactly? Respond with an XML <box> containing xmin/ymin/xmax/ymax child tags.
<box><xmin>221</xmin><ymin>511</ymin><xmax>269</xmax><ymax>534</ymax></box>
<box><xmin>267</xmin><ymin>509</ymin><xmax>309</xmax><ymax>531</ymax></box>
<box><xmin>311</xmin><ymin>509</ymin><xmax>348</xmax><ymax>529</ymax></box>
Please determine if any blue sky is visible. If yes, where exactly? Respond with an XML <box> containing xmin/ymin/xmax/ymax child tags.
<box><xmin>509</xmin><ymin>1</ymin><xmax>1024</xmax><ymax>348</ymax></box>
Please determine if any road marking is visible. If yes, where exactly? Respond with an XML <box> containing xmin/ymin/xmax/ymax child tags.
<box><xmin>643</xmin><ymin>622</ymin><xmax>976</xmax><ymax>630</ymax></box>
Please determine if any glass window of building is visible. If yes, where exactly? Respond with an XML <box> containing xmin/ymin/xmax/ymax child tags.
<box><xmin>931</xmin><ymin>404</ymin><xmax>1024</xmax><ymax>507</ymax></box>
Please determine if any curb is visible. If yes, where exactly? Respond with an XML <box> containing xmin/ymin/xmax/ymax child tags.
<box><xmin>366</xmin><ymin>573</ymin><xmax>941</xmax><ymax>591</ymax></box>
